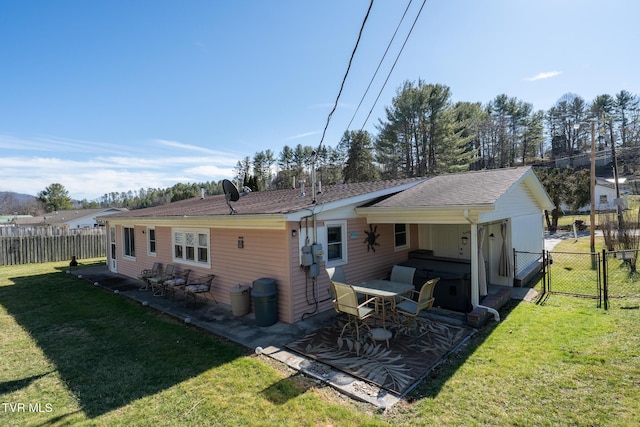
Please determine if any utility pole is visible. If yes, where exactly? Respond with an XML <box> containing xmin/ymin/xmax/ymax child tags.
<box><xmin>589</xmin><ymin>121</ymin><xmax>596</xmax><ymax>269</ymax></box>
<box><xmin>610</xmin><ymin>135</ymin><xmax>624</xmax><ymax>235</ymax></box>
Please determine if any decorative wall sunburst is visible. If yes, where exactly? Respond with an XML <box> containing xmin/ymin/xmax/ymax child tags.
<box><xmin>364</xmin><ymin>224</ymin><xmax>380</xmax><ymax>252</ymax></box>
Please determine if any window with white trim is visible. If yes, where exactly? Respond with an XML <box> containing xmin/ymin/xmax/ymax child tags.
<box><xmin>173</xmin><ymin>229</ymin><xmax>210</xmax><ymax>266</ymax></box>
<box><xmin>394</xmin><ymin>223</ymin><xmax>409</xmax><ymax>250</ymax></box>
<box><xmin>123</xmin><ymin>227</ymin><xmax>135</xmax><ymax>258</ymax></box>
<box><xmin>147</xmin><ymin>228</ymin><xmax>156</xmax><ymax>255</ymax></box>
<box><xmin>325</xmin><ymin>221</ymin><xmax>347</xmax><ymax>267</ymax></box>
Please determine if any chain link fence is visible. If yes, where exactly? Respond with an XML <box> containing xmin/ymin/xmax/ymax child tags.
<box><xmin>515</xmin><ymin>246</ymin><xmax>640</xmax><ymax>309</ymax></box>
<box><xmin>603</xmin><ymin>248</ymin><xmax>640</xmax><ymax>309</ymax></box>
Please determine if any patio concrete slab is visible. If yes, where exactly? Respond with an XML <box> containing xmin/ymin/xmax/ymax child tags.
<box><xmin>68</xmin><ymin>264</ymin><xmax>533</xmax><ymax>408</ymax></box>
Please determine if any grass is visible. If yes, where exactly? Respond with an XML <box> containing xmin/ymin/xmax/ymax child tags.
<box><xmin>2</xmin><ymin>259</ymin><xmax>640</xmax><ymax>426</ymax></box>
<box><xmin>556</xmin><ymin>194</ymin><xmax>640</xmax><ymax>229</ymax></box>
<box><xmin>552</xmin><ymin>235</ymin><xmax>640</xmax><ymax>310</ymax></box>
<box><xmin>0</xmin><ymin>260</ymin><xmax>380</xmax><ymax>426</ymax></box>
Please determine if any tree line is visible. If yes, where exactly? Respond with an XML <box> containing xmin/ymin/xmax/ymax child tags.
<box><xmin>1</xmin><ymin>182</ymin><xmax>228</xmax><ymax>215</ymax></box>
<box><xmin>236</xmin><ymin>80</ymin><xmax>639</xmax><ymax>191</ymax></box>
<box><xmin>4</xmin><ymin>80</ymin><xmax>638</xmax><ymax>215</ymax></box>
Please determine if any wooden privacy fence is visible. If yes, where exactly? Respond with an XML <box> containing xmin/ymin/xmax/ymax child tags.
<box><xmin>0</xmin><ymin>234</ymin><xmax>106</xmax><ymax>265</ymax></box>
<box><xmin>0</xmin><ymin>226</ymin><xmax>106</xmax><ymax>237</ymax></box>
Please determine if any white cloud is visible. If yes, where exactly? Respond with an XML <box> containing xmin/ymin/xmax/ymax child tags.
<box><xmin>0</xmin><ymin>153</ymin><xmax>238</xmax><ymax>200</ymax></box>
<box><xmin>524</xmin><ymin>71</ymin><xmax>562</xmax><ymax>81</ymax></box>
<box><xmin>283</xmin><ymin>131</ymin><xmax>319</xmax><ymax>141</ymax></box>
<box><xmin>185</xmin><ymin>165</ymin><xmax>235</xmax><ymax>177</ymax></box>
<box><xmin>0</xmin><ymin>134</ymin><xmax>243</xmax><ymax>200</ymax></box>
<box><xmin>154</xmin><ymin>139</ymin><xmax>218</xmax><ymax>154</ymax></box>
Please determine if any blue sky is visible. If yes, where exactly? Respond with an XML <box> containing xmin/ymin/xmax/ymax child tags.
<box><xmin>1</xmin><ymin>0</ymin><xmax>638</xmax><ymax>201</ymax></box>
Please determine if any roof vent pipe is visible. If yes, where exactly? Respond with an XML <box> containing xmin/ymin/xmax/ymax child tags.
<box><xmin>200</xmin><ymin>188</ymin><xmax>205</xmax><ymax>199</ymax></box>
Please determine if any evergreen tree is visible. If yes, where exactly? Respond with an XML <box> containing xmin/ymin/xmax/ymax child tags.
<box><xmin>341</xmin><ymin>130</ymin><xmax>378</xmax><ymax>183</ymax></box>
<box><xmin>38</xmin><ymin>183</ymin><xmax>73</xmax><ymax>212</ymax></box>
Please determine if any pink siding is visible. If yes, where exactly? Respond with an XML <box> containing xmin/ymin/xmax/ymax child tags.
<box><xmin>289</xmin><ymin>218</ymin><xmax>419</xmax><ymax>322</ymax></box>
<box><xmin>288</xmin><ymin>222</ymin><xmax>321</xmax><ymax>322</ymax></box>
<box><xmin>209</xmin><ymin>227</ymin><xmax>292</xmax><ymax>322</ymax></box>
<box><xmin>113</xmin><ymin>224</ymin><xmax>294</xmax><ymax>322</ymax></box>
<box><xmin>341</xmin><ymin>221</ymin><xmax>418</xmax><ymax>283</ymax></box>
<box><xmin>111</xmin><ymin>220</ymin><xmax>418</xmax><ymax>324</ymax></box>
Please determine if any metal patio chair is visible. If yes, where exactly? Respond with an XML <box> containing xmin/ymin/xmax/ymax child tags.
<box><xmin>394</xmin><ymin>278</ymin><xmax>440</xmax><ymax>347</ymax></box>
<box><xmin>330</xmin><ymin>280</ymin><xmax>377</xmax><ymax>355</ymax></box>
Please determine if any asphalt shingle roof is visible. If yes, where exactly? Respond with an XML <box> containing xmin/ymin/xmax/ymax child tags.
<box><xmin>15</xmin><ymin>208</ymin><xmax>127</xmax><ymax>225</ymax></box>
<box><xmin>105</xmin><ymin>178</ymin><xmax>424</xmax><ymax>219</ymax></box>
<box><xmin>369</xmin><ymin>167</ymin><xmax>533</xmax><ymax>208</ymax></box>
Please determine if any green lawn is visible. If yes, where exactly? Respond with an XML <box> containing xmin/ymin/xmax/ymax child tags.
<box><xmin>1</xmin><ymin>260</ymin><xmax>639</xmax><ymax>426</ymax></box>
<box><xmin>556</xmin><ymin>194</ymin><xmax>640</xmax><ymax>229</ymax></box>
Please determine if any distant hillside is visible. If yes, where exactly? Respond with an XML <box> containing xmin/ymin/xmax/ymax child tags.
<box><xmin>0</xmin><ymin>191</ymin><xmax>37</xmax><ymax>203</ymax></box>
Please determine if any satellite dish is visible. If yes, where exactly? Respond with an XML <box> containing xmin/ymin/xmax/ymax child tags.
<box><xmin>222</xmin><ymin>179</ymin><xmax>253</xmax><ymax>214</ymax></box>
<box><xmin>222</xmin><ymin>179</ymin><xmax>240</xmax><ymax>202</ymax></box>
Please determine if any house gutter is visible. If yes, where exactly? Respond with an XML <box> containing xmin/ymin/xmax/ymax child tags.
<box><xmin>463</xmin><ymin>210</ymin><xmax>500</xmax><ymax>322</ymax></box>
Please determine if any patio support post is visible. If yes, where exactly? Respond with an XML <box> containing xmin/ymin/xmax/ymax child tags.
<box><xmin>465</xmin><ymin>210</ymin><xmax>500</xmax><ymax>321</ymax></box>
<box><xmin>469</xmin><ymin>221</ymin><xmax>479</xmax><ymax>307</ymax></box>
<box><xmin>464</xmin><ymin>210</ymin><xmax>479</xmax><ymax>307</ymax></box>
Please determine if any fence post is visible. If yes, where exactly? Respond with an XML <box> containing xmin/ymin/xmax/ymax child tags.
<box><xmin>543</xmin><ymin>250</ymin><xmax>548</xmax><ymax>294</ymax></box>
<box><xmin>602</xmin><ymin>249</ymin><xmax>608</xmax><ymax>310</ymax></box>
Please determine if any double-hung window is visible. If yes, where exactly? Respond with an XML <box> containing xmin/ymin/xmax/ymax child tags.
<box><xmin>147</xmin><ymin>228</ymin><xmax>156</xmax><ymax>255</ymax></box>
<box><xmin>394</xmin><ymin>223</ymin><xmax>409</xmax><ymax>250</ymax></box>
<box><xmin>173</xmin><ymin>229</ymin><xmax>210</xmax><ymax>267</ymax></box>
<box><xmin>123</xmin><ymin>226</ymin><xmax>136</xmax><ymax>258</ymax></box>
<box><xmin>325</xmin><ymin>220</ymin><xmax>347</xmax><ymax>267</ymax></box>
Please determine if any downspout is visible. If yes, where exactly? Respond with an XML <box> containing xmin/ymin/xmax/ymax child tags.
<box><xmin>464</xmin><ymin>210</ymin><xmax>500</xmax><ymax>322</ymax></box>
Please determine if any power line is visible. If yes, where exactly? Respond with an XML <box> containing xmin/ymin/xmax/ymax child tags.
<box><xmin>345</xmin><ymin>0</ymin><xmax>414</xmax><ymax>132</ymax></box>
<box><xmin>359</xmin><ymin>0</ymin><xmax>428</xmax><ymax>131</ymax></box>
<box><xmin>317</xmin><ymin>0</ymin><xmax>374</xmax><ymax>152</ymax></box>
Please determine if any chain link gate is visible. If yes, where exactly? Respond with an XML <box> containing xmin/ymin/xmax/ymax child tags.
<box><xmin>602</xmin><ymin>248</ymin><xmax>640</xmax><ymax>310</ymax></box>
<box><xmin>546</xmin><ymin>251</ymin><xmax>602</xmax><ymax>306</ymax></box>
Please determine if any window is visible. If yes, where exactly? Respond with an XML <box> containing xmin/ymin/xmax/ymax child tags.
<box><xmin>173</xmin><ymin>229</ymin><xmax>210</xmax><ymax>266</ymax></box>
<box><xmin>147</xmin><ymin>228</ymin><xmax>156</xmax><ymax>255</ymax></box>
<box><xmin>394</xmin><ymin>224</ymin><xmax>409</xmax><ymax>250</ymax></box>
<box><xmin>123</xmin><ymin>227</ymin><xmax>135</xmax><ymax>258</ymax></box>
<box><xmin>325</xmin><ymin>221</ymin><xmax>347</xmax><ymax>267</ymax></box>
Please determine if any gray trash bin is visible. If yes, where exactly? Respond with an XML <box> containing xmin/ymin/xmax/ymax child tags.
<box><xmin>229</xmin><ymin>284</ymin><xmax>251</xmax><ymax>316</ymax></box>
<box><xmin>252</xmin><ymin>278</ymin><xmax>278</xmax><ymax>327</ymax></box>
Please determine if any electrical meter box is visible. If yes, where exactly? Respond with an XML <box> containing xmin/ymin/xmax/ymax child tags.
<box><xmin>301</xmin><ymin>245</ymin><xmax>313</xmax><ymax>266</ymax></box>
<box><xmin>309</xmin><ymin>263</ymin><xmax>318</xmax><ymax>277</ymax></box>
<box><xmin>311</xmin><ymin>243</ymin><xmax>324</xmax><ymax>262</ymax></box>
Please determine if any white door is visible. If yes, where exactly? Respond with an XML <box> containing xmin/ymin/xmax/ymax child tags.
<box><xmin>431</xmin><ymin>224</ymin><xmax>471</xmax><ymax>260</ymax></box>
<box><xmin>109</xmin><ymin>226</ymin><xmax>117</xmax><ymax>272</ymax></box>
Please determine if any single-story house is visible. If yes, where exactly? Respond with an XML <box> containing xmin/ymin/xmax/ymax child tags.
<box><xmin>572</xmin><ymin>177</ymin><xmax>630</xmax><ymax>213</ymax></box>
<box><xmin>15</xmin><ymin>207</ymin><xmax>127</xmax><ymax>228</ymax></box>
<box><xmin>101</xmin><ymin>166</ymin><xmax>553</xmax><ymax>324</ymax></box>
<box><xmin>0</xmin><ymin>215</ymin><xmax>33</xmax><ymax>225</ymax></box>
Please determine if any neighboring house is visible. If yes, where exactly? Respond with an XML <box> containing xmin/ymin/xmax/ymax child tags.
<box><xmin>579</xmin><ymin>178</ymin><xmax>630</xmax><ymax>213</ymax></box>
<box><xmin>0</xmin><ymin>215</ymin><xmax>33</xmax><ymax>225</ymax></box>
<box><xmin>101</xmin><ymin>167</ymin><xmax>553</xmax><ymax>325</ymax></box>
<box><xmin>15</xmin><ymin>208</ymin><xmax>127</xmax><ymax>228</ymax></box>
